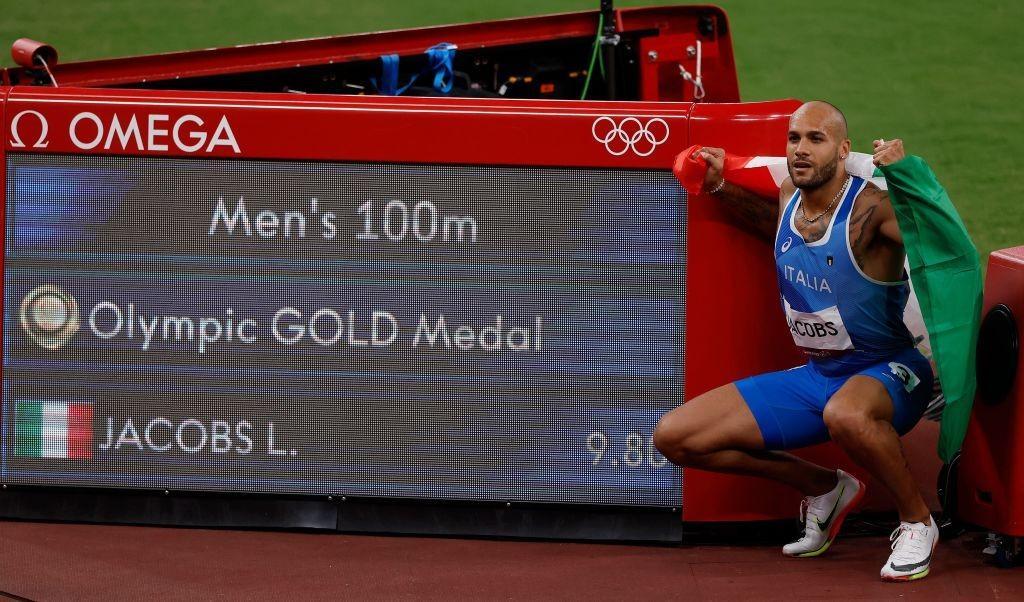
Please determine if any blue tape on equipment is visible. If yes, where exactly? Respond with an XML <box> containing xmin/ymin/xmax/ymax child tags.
<box><xmin>373</xmin><ymin>43</ymin><xmax>457</xmax><ymax>96</ymax></box>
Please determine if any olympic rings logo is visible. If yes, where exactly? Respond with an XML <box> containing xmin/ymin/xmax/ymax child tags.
<box><xmin>591</xmin><ymin>116</ymin><xmax>670</xmax><ymax>157</ymax></box>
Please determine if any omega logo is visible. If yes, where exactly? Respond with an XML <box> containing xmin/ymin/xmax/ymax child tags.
<box><xmin>9</xmin><ymin>110</ymin><xmax>50</xmax><ymax>149</ymax></box>
<box><xmin>8</xmin><ymin>109</ymin><xmax>240</xmax><ymax>154</ymax></box>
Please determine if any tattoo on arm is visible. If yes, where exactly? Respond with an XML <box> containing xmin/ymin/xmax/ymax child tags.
<box><xmin>850</xmin><ymin>203</ymin><xmax>878</xmax><ymax>254</ymax></box>
<box><xmin>714</xmin><ymin>182</ymin><xmax>780</xmax><ymax>242</ymax></box>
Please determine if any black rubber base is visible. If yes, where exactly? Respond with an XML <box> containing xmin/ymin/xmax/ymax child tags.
<box><xmin>0</xmin><ymin>486</ymin><xmax>683</xmax><ymax>543</ymax></box>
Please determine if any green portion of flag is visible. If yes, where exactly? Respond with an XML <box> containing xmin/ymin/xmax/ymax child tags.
<box><xmin>14</xmin><ymin>400</ymin><xmax>43</xmax><ymax>457</ymax></box>
<box><xmin>881</xmin><ymin>156</ymin><xmax>983</xmax><ymax>462</ymax></box>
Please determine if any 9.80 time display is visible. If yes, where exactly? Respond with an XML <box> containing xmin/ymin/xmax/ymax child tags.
<box><xmin>586</xmin><ymin>431</ymin><xmax>669</xmax><ymax>469</ymax></box>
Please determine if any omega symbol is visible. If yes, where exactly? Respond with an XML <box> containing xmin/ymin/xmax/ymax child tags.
<box><xmin>9</xmin><ymin>110</ymin><xmax>50</xmax><ymax>149</ymax></box>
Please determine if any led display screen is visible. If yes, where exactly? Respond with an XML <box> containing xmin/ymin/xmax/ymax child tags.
<box><xmin>3</xmin><ymin>154</ymin><xmax>685</xmax><ymax>507</ymax></box>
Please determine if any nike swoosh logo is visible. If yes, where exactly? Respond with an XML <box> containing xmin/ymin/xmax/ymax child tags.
<box><xmin>890</xmin><ymin>551</ymin><xmax>933</xmax><ymax>572</ymax></box>
<box><xmin>814</xmin><ymin>483</ymin><xmax>846</xmax><ymax>531</ymax></box>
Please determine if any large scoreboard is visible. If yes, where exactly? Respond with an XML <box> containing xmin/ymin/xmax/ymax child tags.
<box><xmin>5</xmin><ymin>152</ymin><xmax>684</xmax><ymax>507</ymax></box>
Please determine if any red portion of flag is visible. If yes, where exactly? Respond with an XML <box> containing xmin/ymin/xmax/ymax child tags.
<box><xmin>672</xmin><ymin>144</ymin><xmax>710</xmax><ymax>195</ymax></box>
<box><xmin>67</xmin><ymin>403</ymin><xmax>93</xmax><ymax>459</ymax></box>
<box><xmin>673</xmin><ymin>143</ymin><xmax>785</xmax><ymax>199</ymax></box>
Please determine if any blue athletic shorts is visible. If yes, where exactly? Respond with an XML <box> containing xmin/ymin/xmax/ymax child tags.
<box><xmin>734</xmin><ymin>347</ymin><xmax>934</xmax><ymax>450</ymax></box>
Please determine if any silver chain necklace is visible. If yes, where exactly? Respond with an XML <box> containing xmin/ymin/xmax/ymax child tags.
<box><xmin>799</xmin><ymin>176</ymin><xmax>850</xmax><ymax>224</ymax></box>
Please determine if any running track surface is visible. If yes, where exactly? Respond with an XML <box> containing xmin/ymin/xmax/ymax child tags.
<box><xmin>2</xmin><ymin>521</ymin><xmax>1022</xmax><ymax>600</ymax></box>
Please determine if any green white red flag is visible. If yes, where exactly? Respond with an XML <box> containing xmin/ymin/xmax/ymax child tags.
<box><xmin>672</xmin><ymin>145</ymin><xmax>885</xmax><ymax>197</ymax></box>
<box><xmin>15</xmin><ymin>400</ymin><xmax>94</xmax><ymax>459</ymax></box>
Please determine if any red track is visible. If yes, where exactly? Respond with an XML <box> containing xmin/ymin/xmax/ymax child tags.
<box><xmin>1</xmin><ymin>520</ymin><xmax>1021</xmax><ymax>599</ymax></box>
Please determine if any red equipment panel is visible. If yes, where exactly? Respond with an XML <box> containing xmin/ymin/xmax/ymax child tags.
<box><xmin>958</xmin><ymin>246</ymin><xmax>1024</xmax><ymax>536</ymax></box>
<box><xmin>1</xmin><ymin>6</ymin><xmax>740</xmax><ymax>103</ymax></box>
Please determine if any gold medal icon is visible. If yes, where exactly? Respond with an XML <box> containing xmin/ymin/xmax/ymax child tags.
<box><xmin>20</xmin><ymin>284</ymin><xmax>80</xmax><ymax>350</ymax></box>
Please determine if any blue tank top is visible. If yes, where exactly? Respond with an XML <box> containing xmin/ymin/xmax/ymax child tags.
<box><xmin>775</xmin><ymin>175</ymin><xmax>914</xmax><ymax>376</ymax></box>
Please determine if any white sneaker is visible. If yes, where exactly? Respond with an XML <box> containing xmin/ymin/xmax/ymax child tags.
<box><xmin>880</xmin><ymin>516</ymin><xmax>939</xmax><ymax>582</ymax></box>
<box><xmin>783</xmin><ymin>469</ymin><xmax>866</xmax><ymax>557</ymax></box>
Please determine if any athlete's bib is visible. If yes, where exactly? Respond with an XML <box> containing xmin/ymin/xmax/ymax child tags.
<box><xmin>783</xmin><ymin>299</ymin><xmax>853</xmax><ymax>353</ymax></box>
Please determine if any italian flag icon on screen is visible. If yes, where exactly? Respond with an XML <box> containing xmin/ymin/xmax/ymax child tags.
<box><xmin>14</xmin><ymin>401</ymin><xmax>94</xmax><ymax>459</ymax></box>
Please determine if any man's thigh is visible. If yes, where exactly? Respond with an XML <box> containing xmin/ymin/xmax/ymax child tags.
<box><xmin>825</xmin><ymin>348</ymin><xmax>933</xmax><ymax>435</ymax></box>
<box><xmin>657</xmin><ymin>382</ymin><xmax>766</xmax><ymax>453</ymax></box>
<box><xmin>733</xmin><ymin>365</ymin><xmax>834</xmax><ymax>450</ymax></box>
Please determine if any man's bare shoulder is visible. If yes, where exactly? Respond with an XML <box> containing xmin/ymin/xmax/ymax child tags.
<box><xmin>861</xmin><ymin>179</ymin><xmax>888</xmax><ymax>198</ymax></box>
<box><xmin>854</xmin><ymin>181</ymin><xmax>894</xmax><ymax>215</ymax></box>
<box><xmin>776</xmin><ymin>177</ymin><xmax>797</xmax><ymax>226</ymax></box>
<box><xmin>779</xmin><ymin>177</ymin><xmax>796</xmax><ymax>199</ymax></box>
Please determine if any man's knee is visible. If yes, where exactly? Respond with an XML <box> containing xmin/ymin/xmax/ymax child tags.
<box><xmin>652</xmin><ymin>415</ymin><xmax>680</xmax><ymax>457</ymax></box>
<box><xmin>654</xmin><ymin>414</ymin><xmax>714</xmax><ymax>465</ymax></box>
<box><xmin>823</xmin><ymin>401</ymin><xmax>873</xmax><ymax>442</ymax></box>
<box><xmin>825</xmin><ymin>376</ymin><xmax>896</xmax><ymax>442</ymax></box>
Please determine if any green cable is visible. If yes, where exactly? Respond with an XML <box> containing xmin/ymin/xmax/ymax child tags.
<box><xmin>580</xmin><ymin>12</ymin><xmax>604</xmax><ymax>100</ymax></box>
